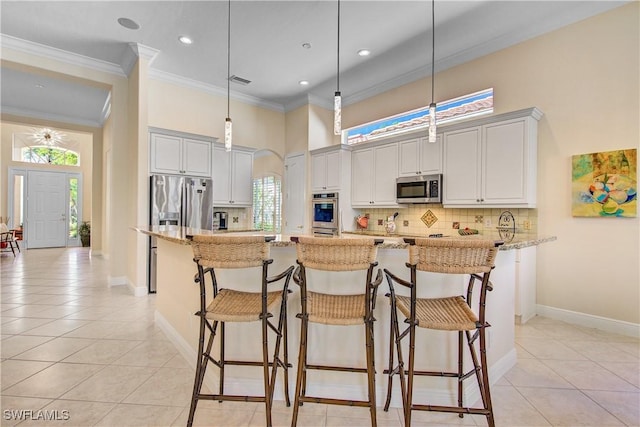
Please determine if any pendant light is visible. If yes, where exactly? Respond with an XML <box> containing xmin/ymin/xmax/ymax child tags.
<box><xmin>224</xmin><ymin>0</ymin><xmax>233</xmax><ymax>152</ymax></box>
<box><xmin>333</xmin><ymin>0</ymin><xmax>342</xmax><ymax>136</ymax></box>
<box><xmin>428</xmin><ymin>0</ymin><xmax>437</xmax><ymax>143</ymax></box>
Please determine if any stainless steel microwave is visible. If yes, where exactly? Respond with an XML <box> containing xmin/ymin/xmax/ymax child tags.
<box><xmin>396</xmin><ymin>174</ymin><xmax>442</xmax><ymax>204</ymax></box>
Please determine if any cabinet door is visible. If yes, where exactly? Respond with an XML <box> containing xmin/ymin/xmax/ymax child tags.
<box><xmin>150</xmin><ymin>134</ymin><xmax>182</xmax><ymax>174</ymax></box>
<box><xmin>372</xmin><ymin>143</ymin><xmax>399</xmax><ymax>205</ymax></box>
<box><xmin>443</xmin><ymin>127</ymin><xmax>481</xmax><ymax>205</ymax></box>
<box><xmin>325</xmin><ymin>150</ymin><xmax>341</xmax><ymax>190</ymax></box>
<box><xmin>398</xmin><ymin>139</ymin><xmax>420</xmax><ymax>177</ymax></box>
<box><xmin>310</xmin><ymin>153</ymin><xmax>327</xmax><ymax>191</ymax></box>
<box><xmin>351</xmin><ymin>148</ymin><xmax>374</xmax><ymax>206</ymax></box>
<box><xmin>231</xmin><ymin>150</ymin><xmax>253</xmax><ymax>206</ymax></box>
<box><xmin>213</xmin><ymin>147</ymin><xmax>231</xmax><ymax>204</ymax></box>
<box><xmin>483</xmin><ymin>119</ymin><xmax>528</xmax><ymax>204</ymax></box>
<box><xmin>182</xmin><ymin>138</ymin><xmax>212</xmax><ymax>177</ymax></box>
<box><xmin>420</xmin><ymin>135</ymin><xmax>442</xmax><ymax>175</ymax></box>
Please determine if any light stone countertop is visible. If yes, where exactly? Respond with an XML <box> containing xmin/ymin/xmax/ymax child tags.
<box><xmin>133</xmin><ymin>226</ymin><xmax>556</xmax><ymax>250</ymax></box>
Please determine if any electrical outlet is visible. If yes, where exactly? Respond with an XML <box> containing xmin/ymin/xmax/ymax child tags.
<box><xmin>523</xmin><ymin>220</ymin><xmax>531</xmax><ymax>230</ymax></box>
<box><xmin>484</xmin><ymin>218</ymin><xmax>492</xmax><ymax>228</ymax></box>
<box><xmin>403</xmin><ymin>220</ymin><xmax>409</xmax><ymax>227</ymax></box>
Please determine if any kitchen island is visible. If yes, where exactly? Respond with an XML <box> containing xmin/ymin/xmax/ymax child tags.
<box><xmin>134</xmin><ymin>225</ymin><xmax>555</xmax><ymax>408</ymax></box>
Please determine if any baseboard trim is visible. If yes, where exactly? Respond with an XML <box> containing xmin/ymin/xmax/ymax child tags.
<box><xmin>108</xmin><ymin>275</ymin><xmax>127</xmax><ymax>286</ymax></box>
<box><xmin>536</xmin><ymin>304</ymin><xmax>640</xmax><ymax>338</ymax></box>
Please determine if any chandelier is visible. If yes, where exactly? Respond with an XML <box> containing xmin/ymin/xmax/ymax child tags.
<box><xmin>31</xmin><ymin>128</ymin><xmax>66</xmax><ymax>146</ymax></box>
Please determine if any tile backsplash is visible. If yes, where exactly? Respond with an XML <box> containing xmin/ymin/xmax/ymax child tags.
<box><xmin>352</xmin><ymin>206</ymin><xmax>537</xmax><ymax>235</ymax></box>
<box><xmin>212</xmin><ymin>207</ymin><xmax>252</xmax><ymax>230</ymax></box>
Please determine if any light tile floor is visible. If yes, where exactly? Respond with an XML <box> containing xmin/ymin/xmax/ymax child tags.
<box><xmin>1</xmin><ymin>248</ymin><xmax>639</xmax><ymax>426</ymax></box>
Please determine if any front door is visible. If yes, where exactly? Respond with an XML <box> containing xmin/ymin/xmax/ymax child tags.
<box><xmin>27</xmin><ymin>170</ymin><xmax>67</xmax><ymax>248</ymax></box>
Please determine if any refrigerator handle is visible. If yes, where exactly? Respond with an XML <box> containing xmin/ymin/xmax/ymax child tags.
<box><xmin>182</xmin><ymin>179</ymin><xmax>189</xmax><ymax>228</ymax></box>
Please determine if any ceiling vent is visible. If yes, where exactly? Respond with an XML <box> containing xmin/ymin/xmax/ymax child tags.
<box><xmin>228</xmin><ymin>75</ymin><xmax>251</xmax><ymax>85</ymax></box>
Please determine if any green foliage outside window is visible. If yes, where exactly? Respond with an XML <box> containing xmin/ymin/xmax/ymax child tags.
<box><xmin>22</xmin><ymin>147</ymin><xmax>79</xmax><ymax>166</ymax></box>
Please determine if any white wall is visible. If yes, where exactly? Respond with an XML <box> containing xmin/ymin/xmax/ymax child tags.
<box><xmin>343</xmin><ymin>3</ymin><xmax>639</xmax><ymax>325</ymax></box>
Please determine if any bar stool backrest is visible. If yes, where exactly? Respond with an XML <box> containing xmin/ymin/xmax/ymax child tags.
<box><xmin>191</xmin><ymin>235</ymin><xmax>269</xmax><ymax>269</ymax></box>
<box><xmin>296</xmin><ymin>237</ymin><xmax>378</xmax><ymax>271</ymax></box>
<box><xmin>409</xmin><ymin>238</ymin><xmax>499</xmax><ymax>274</ymax></box>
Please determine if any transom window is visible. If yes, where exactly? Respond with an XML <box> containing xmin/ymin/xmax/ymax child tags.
<box><xmin>20</xmin><ymin>146</ymin><xmax>79</xmax><ymax>166</ymax></box>
<box><xmin>12</xmin><ymin>129</ymin><xmax>81</xmax><ymax>166</ymax></box>
<box><xmin>346</xmin><ymin>88</ymin><xmax>493</xmax><ymax>144</ymax></box>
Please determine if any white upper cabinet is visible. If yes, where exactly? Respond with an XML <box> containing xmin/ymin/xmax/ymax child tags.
<box><xmin>398</xmin><ymin>135</ymin><xmax>442</xmax><ymax>177</ymax></box>
<box><xmin>351</xmin><ymin>142</ymin><xmax>399</xmax><ymax>207</ymax></box>
<box><xmin>310</xmin><ymin>145</ymin><xmax>352</xmax><ymax>198</ymax></box>
<box><xmin>443</xmin><ymin>127</ymin><xmax>482</xmax><ymax>205</ymax></box>
<box><xmin>213</xmin><ymin>145</ymin><xmax>254</xmax><ymax>207</ymax></box>
<box><xmin>442</xmin><ymin>108</ymin><xmax>541</xmax><ymax>207</ymax></box>
<box><xmin>149</xmin><ymin>132</ymin><xmax>212</xmax><ymax>177</ymax></box>
<box><xmin>311</xmin><ymin>149</ymin><xmax>342</xmax><ymax>192</ymax></box>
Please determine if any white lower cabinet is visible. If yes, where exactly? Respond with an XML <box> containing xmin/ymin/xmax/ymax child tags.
<box><xmin>213</xmin><ymin>145</ymin><xmax>253</xmax><ymax>207</ymax></box>
<box><xmin>515</xmin><ymin>246</ymin><xmax>537</xmax><ymax>324</ymax></box>
<box><xmin>351</xmin><ymin>143</ymin><xmax>399</xmax><ymax>207</ymax></box>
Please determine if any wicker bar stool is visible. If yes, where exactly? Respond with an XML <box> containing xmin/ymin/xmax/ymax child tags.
<box><xmin>187</xmin><ymin>235</ymin><xmax>294</xmax><ymax>427</ymax></box>
<box><xmin>291</xmin><ymin>237</ymin><xmax>383</xmax><ymax>427</ymax></box>
<box><xmin>383</xmin><ymin>238</ymin><xmax>503</xmax><ymax>427</ymax></box>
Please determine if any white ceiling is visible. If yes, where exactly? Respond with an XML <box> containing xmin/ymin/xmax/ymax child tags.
<box><xmin>0</xmin><ymin>1</ymin><xmax>628</xmax><ymax>128</ymax></box>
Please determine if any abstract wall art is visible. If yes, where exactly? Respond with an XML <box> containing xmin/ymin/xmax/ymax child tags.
<box><xmin>572</xmin><ymin>149</ymin><xmax>637</xmax><ymax>217</ymax></box>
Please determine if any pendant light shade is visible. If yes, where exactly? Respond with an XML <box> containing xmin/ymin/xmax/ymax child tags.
<box><xmin>224</xmin><ymin>117</ymin><xmax>232</xmax><ymax>151</ymax></box>
<box><xmin>334</xmin><ymin>91</ymin><xmax>341</xmax><ymax>135</ymax></box>
<box><xmin>428</xmin><ymin>0</ymin><xmax>437</xmax><ymax>143</ymax></box>
<box><xmin>225</xmin><ymin>0</ymin><xmax>233</xmax><ymax>152</ymax></box>
<box><xmin>333</xmin><ymin>0</ymin><xmax>342</xmax><ymax>136</ymax></box>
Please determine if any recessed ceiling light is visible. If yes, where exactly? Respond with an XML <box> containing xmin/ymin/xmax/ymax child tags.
<box><xmin>299</xmin><ymin>80</ymin><xmax>310</xmax><ymax>86</ymax></box>
<box><xmin>35</xmin><ymin>84</ymin><xmax>45</xmax><ymax>89</ymax></box>
<box><xmin>179</xmin><ymin>36</ymin><xmax>193</xmax><ymax>45</ymax></box>
<box><xmin>117</xmin><ymin>17</ymin><xmax>140</xmax><ymax>30</ymax></box>
<box><xmin>302</xmin><ymin>42</ymin><xmax>312</xmax><ymax>49</ymax></box>
<box><xmin>357</xmin><ymin>49</ymin><xmax>371</xmax><ymax>57</ymax></box>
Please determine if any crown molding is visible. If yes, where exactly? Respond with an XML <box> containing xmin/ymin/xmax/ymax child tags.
<box><xmin>122</xmin><ymin>43</ymin><xmax>161</xmax><ymax>76</ymax></box>
<box><xmin>1</xmin><ymin>106</ymin><xmax>102</xmax><ymax>128</ymax></box>
<box><xmin>0</xmin><ymin>34</ymin><xmax>126</xmax><ymax>77</ymax></box>
<box><xmin>148</xmin><ymin>69</ymin><xmax>285</xmax><ymax>113</ymax></box>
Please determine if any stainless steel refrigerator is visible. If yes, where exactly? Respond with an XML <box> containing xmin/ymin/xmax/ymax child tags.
<box><xmin>148</xmin><ymin>174</ymin><xmax>214</xmax><ymax>292</ymax></box>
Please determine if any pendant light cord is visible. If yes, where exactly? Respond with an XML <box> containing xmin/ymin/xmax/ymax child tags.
<box><xmin>337</xmin><ymin>0</ymin><xmax>340</xmax><ymax>92</ymax></box>
<box><xmin>227</xmin><ymin>0</ymin><xmax>231</xmax><ymax>118</ymax></box>
<box><xmin>431</xmin><ymin>0</ymin><xmax>435</xmax><ymax>104</ymax></box>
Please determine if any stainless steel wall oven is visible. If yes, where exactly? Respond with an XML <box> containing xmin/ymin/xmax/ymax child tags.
<box><xmin>311</xmin><ymin>192</ymin><xmax>339</xmax><ymax>236</ymax></box>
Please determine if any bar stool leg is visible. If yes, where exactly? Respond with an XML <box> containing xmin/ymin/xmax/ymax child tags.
<box><xmin>188</xmin><ymin>317</ymin><xmax>217</xmax><ymax>426</ymax></box>
<box><xmin>405</xmin><ymin>317</ymin><xmax>416</xmax><ymax>427</ymax></box>
<box><xmin>365</xmin><ymin>316</ymin><xmax>377</xmax><ymax>427</ymax></box>
<box><xmin>291</xmin><ymin>315</ymin><xmax>308</xmax><ymax>426</ymax></box>
<box><xmin>261</xmin><ymin>313</ymin><xmax>273</xmax><ymax>427</ymax></box>
<box><xmin>383</xmin><ymin>301</ymin><xmax>396</xmax><ymax>411</ymax></box>
<box><xmin>282</xmin><ymin>296</ymin><xmax>291</xmax><ymax>406</ymax></box>
<box><xmin>219</xmin><ymin>322</ymin><xmax>226</xmax><ymax>399</ymax></box>
<box><xmin>457</xmin><ymin>331</ymin><xmax>464</xmax><ymax>416</ymax></box>
<box><xmin>479</xmin><ymin>327</ymin><xmax>495</xmax><ymax>427</ymax></box>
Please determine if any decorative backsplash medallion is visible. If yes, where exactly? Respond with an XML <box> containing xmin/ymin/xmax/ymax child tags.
<box><xmin>421</xmin><ymin>209</ymin><xmax>438</xmax><ymax>228</ymax></box>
